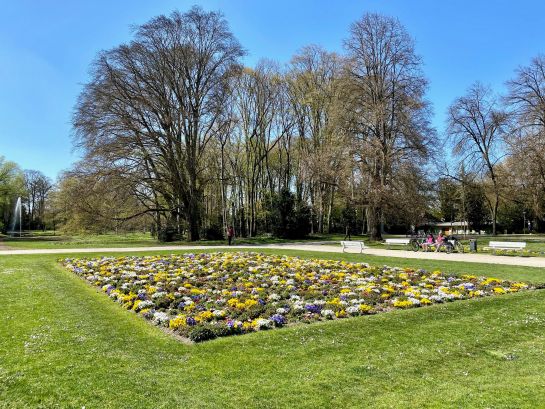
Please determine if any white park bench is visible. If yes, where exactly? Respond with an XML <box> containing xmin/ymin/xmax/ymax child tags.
<box><xmin>383</xmin><ymin>238</ymin><xmax>411</xmax><ymax>248</ymax></box>
<box><xmin>340</xmin><ymin>241</ymin><xmax>367</xmax><ymax>253</ymax></box>
<box><xmin>484</xmin><ymin>241</ymin><xmax>526</xmax><ymax>254</ymax></box>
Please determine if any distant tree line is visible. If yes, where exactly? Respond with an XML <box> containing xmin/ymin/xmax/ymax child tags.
<box><xmin>67</xmin><ymin>7</ymin><xmax>435</xmax><ymax>241</ymax></box>
<box><xmin>4</xmin><ymin>6</ymin><xmax>545</xmax><ymax>239</ymax></box>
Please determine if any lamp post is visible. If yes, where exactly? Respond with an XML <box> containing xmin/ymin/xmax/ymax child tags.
<box><xmin>523</xmin><ymin>211</ymin><xmax>526</xmax><ymax>235</ymax></box>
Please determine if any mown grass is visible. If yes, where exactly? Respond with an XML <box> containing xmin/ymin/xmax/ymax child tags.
<box><xmin>4</xmin><ymin>231</ymin><xmax>545</xmax><ymax>258</ymax></box>
<box><xmin>1</xmin><ymin>249</ymin><xmax>545</xmax><ymax>408</ymax></box>
<box><xmin>1</xmin><ymin>232</ymin><xmax>344</xmax><ymax>249</ymax></box>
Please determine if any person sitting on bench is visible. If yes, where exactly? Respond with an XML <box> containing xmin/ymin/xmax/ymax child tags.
<box><xmin>422</xmin><ymin>233</ymin><xmax>434</xmax><ymax>251</ymax></box>
<box><xmin>434</xmin><ymin>231</ymin><xmax>445</xmax><ymax>252</ymax></box>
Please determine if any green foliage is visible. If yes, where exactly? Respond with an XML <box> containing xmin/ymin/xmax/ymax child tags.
<box><xmin>158</xmin><ymin>227</ymin><xmax>179</xmax><ymax>243</ymax></box>
<box><xmin>0</xmin><ymin>156</ymin><xmax>25</xmax><ymax>233</ymax></box>
<box><xmin>341</xmin><ymin>205</ymin><xmax>356</xmax><ymax>226</ymax></box>
<box><xmin>270</xmin><ymin>188</ymin><xmax>311</xmax><ymax>239</ymax></box>
<box><xmin>438</xmin><ymin>178</ymin><xmax>460</xmax><ymax>222</ymax></box>
<box><xmin>497</xmin><ymin>199</ymin><xmax>526</xmax><ymax>233</ymax></box>
<box><xmin>466</xmin><ymin>183</ymin><xmax>488</xmax><ymax>231</ymax></box>
<box><xmin>189</xmin><ymin>326</ymin><xmax>217</xmax><ymax>342</ymax></box>
<box><xmin>203</xmin><ymin>223</ymin><xmax>225</xmax><ymax>240</ymax></box>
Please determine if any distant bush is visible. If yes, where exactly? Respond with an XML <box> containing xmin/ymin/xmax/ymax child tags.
<box><xmin>158</xmin><ymin>227</ymin><xmax>179</xmax><ymax>242</ymax></box>
<box><xmin>270</xmin><ymin>188</ymin><xmax>311</xmax><ymax>239</ymax></box>
<box><xmin>204</xmin><ymin>223</ymin><xmax>224</xmax><ymax>240</ymax></box>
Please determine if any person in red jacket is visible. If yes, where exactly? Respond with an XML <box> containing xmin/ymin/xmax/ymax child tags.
<box><xmin>227</xmin><ymin>226</ymin><xmax>235</xmax><ymax>246</ymax></box>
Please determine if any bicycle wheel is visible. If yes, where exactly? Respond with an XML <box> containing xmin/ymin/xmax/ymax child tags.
<box><xmin>410</xmin><ymin>240</ymin><xmax>420</xmax><ymax>252</ymax></box>
<box><xmin>456</xmin><ymin>242</ymin><xmax>464</xmax><ymax>253</ymax></box>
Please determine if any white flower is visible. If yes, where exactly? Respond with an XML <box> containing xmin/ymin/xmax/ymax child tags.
<box><xmin>255</xmin><ymin>319</ymin><xmax>272</xmax><ymax>330</ymax></box>
<box><xmin>276</xmin><ymin>307</ymin><xmax>288</xmax><ymax>315</ymax></box>
<box><xmin>347</xmin><ymin>306</ymin><xmax>360</xmax><ymax>315</ymax></box>
<box><xmin>321</xmin><ymin>309</ymin><xmax>335</xmax><ymax>318</ymax></box>
<box><xmin>293</xmin><ymin>302</ymin><xmax>305</xmax><ymax>312</ymax></box>
<box><xmin>153</xmin><ymin>312</ymin><xmax>170</xmax><ymax>325</ymax></box>
<box><xmin>152</xmin><ymin>291</ymin><xmax>167</xmax><ymax>299</ymax></box>
<box><xmin>135</xmin><ymin>300</ymin><xmax>154</xmax><ymax>311</ymax></box>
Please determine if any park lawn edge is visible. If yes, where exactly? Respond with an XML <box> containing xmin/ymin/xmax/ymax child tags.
<box><xmin>2</xmin><ymin>250</ymin><xmax>545</xmax><ymax>407</ymax></box>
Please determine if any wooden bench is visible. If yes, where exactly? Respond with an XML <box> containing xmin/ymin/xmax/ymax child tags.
<box><xmin>383</xmin><ymin>238</ymin><xmax>411</xmax><ymax>249</ymax></box>
<box><xmin>340</xmin><ymin>241</ymin><xmax>367</xmax><ymax>253</ymax></box>
<box><xmin>484</xmin><ymin>241</ymin><xmax>526</xmax><ymax>254</ymax></box>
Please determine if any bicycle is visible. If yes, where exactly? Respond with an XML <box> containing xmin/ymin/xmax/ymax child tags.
<box><xmin>445</xmin><ymin>235</ymin><xmax>464</xmax><ymax>253</ymax></box>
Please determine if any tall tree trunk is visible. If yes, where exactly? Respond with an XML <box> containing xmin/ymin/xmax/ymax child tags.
<box><xmin>187</xmin><ymin>195</ymin><xmax>201</xmax><ymax>241</ymax></box>
<box><xmin>368</xmin><ymin>205</ymin><xmax>382</xmax><ymax>241</ymax></box>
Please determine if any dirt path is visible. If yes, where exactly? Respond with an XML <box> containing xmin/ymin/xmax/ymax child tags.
<box><xmin>0</xmin><ymin>243</ymin><xmax>544</xmax><ymax>268</ymax></box>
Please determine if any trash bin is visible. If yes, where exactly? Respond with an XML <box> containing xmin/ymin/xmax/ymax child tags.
<box><xmin>469</xmin><ymin>239</ymin><xmax>477</xmax><ymax>252</ymax></box>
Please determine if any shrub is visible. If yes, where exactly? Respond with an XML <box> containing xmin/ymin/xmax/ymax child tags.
<box><xmin>270</xmin><ymin>188</ymin><xmax>311</xmax><ymax>239</ymax></box>
<box><xmin>158</xmin><ymin>227</ymin><xmax>178</xmax><ymax>242</ymax></box>
<box><xmin>189</xmin><ymin>326</ymin><xmax>217</xmax><ymax>342</ymax></box>
<box><xmin>204</xmin><ymin>223</ymin><xmax>224</xmax><ymax>240</ymax></box>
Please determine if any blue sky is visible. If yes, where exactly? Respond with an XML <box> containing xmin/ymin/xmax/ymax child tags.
<box><xmin>1</xmin><ymin>0</ymin><xmax>544</xmax><ymax>179</ymax></box>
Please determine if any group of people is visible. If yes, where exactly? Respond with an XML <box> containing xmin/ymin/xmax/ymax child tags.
<box><xmin>422</xmin><ymin>231</ymin><xmax>447</xmax><ymax>252</ymax></box>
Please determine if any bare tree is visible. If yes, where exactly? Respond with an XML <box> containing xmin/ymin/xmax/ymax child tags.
<box><xmin>343</xmin><ymin>13</ymin><xmax>434</xmax><ymax>240</ymax></box>
<box><xmin>24</xmin><ymin>170</ymin><xmax>53</xmax><ymax>230</ymax></box>
<box><xmin>288</xmin><ymin>45</ymin><xmax>346</xmax><ymax>234</ymax></box>
<box><xmin>73</xmin><ymin>7</ymin><xmax>245</xmax><ymax>240</ymax></box>
<box><xmin>447</xmin><ymin>83</ymin><xmax>508</xmax><ymax>235</ymax></box>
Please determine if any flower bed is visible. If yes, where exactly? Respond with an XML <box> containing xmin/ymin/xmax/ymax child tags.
<box><xmin>62</xmin><ymin>252</ymin><xmax>530</xmax><ymax>342</ymax></box>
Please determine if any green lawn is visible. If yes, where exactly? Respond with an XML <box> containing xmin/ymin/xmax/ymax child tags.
<box><xmin>1</xmin><ymin>231</ymin><xmax>344</xmax><ymax>249</ymax></box>
<box><xmin>1</xmin><ymin>249</ymin><xmax>545</xmax><ymax>407</ymax></box>
<box><xmin>4</xmin><ymin>231</ymin><xmax>545</xmax><ymax>258</ymax></box>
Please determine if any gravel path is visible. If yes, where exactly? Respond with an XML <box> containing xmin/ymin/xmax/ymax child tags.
<box><xmin>0</xmin><ymin>243</ymin><xmax>544</xmax><ymax>268</ymax></box>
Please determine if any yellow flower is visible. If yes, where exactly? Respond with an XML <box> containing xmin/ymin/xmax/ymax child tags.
<box><xmin>244</xmin><ymin>299</ymin><xmax>258</xmax><ymax>308</ymax></box>
<box><xmin>493</xmin><ymin>287</ymin><xmax>506</xmax><ymax>294</ymax></box>
<box><xmin>197</xmin><ymin>311</ymin><xmax>213</xmax><ymax>322</ymax></box>
<box><xmin>359</xmin><ymin>304</ymin><xmax>372</xmax><ymax>313</ymax></box>
<box><xmin>169</xmin><ymin>315</ymin><xmax>187</xmax><ymax>330</ymax></box>
<box><xmin>227</xmin><ymin>298</ymin><xmax>239</xmax><ymax>307</ymax></box>
<box><xmin>393</xmin><ymin>300</ymin><xmax>413</xmax><ymax>308</ymax></box>
<box><xmin>242</xmin><ymin>321</ymin><xmax>255</xmax><ymax>331</ymax></box>
<box><xmin>190</xmin><ymin>288</ymin><xmax>204</xmax><ymax>295</ymax></box>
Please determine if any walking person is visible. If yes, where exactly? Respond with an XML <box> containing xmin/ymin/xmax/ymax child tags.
<box><xmin>227</xmin><ymin>225</ymin><xmax>235</xmax><ymax>246</ymax></box>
